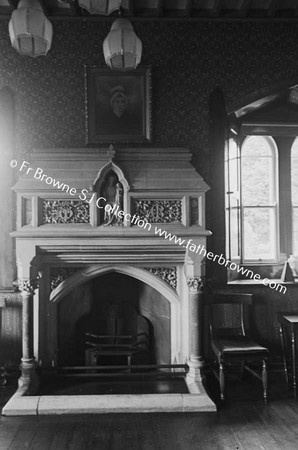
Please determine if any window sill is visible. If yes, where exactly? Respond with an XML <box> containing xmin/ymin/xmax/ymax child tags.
<box><xmin>228</xmin><ymin>278</ymin><xmax>298</xmax><ymax>286</ymax></box>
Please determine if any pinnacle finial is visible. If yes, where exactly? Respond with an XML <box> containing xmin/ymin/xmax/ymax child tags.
<box><xmin>107</xmin><ymin>144</ymin><xmax>115</xmax><ymax>161</ymax></box>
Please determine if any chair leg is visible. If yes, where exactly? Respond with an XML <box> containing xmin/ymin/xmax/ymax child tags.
<box><xmin>279</xmin><ymin>323</ymin><xmax>289</xmax><ymax>385</ymax></box>
<box><xmin>262</xmin><ymin>359</ymin><xmax>267</xmax><ymax>403</ymax></box>
<box><xmin>219</xmin><ymin>360</ymin><xmax>225</xmax><ymax>401</ymax></box>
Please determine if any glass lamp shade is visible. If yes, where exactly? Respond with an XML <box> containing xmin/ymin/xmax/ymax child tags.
<box><xmin>78</xmin><ymin>0</ymin><xmax>121</xmax><ymax>15</ymax></box>
<box><xmin>103</xmin><ymin>18</ymin><xmax>142</xmax><ymax>70</ymax></box>
<box><xmin>8</xmin><ymin>0</ymin><xmax>53</xmax><ymax>57</ymax></box>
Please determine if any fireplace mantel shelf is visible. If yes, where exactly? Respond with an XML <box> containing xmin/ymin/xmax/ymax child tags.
<box><xmin>11</xmin><ymin>225</ymin><xmax>212</xmax><ymax>239</ymax></box>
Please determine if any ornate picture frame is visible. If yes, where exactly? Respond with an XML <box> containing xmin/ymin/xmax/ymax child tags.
<box><xmin>85</xmin><ymin>66</ymin><xmax>151</xmax><ymax>144</ymax></box>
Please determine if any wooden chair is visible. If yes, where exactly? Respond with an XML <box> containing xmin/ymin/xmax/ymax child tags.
<box><xmin>207</xmin><ymin>293</ymin><xmax>268</xmax><ymax>402</ymax></box>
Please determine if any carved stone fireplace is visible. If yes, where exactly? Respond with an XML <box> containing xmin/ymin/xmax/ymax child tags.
<box><xmin>3</xmin><ymin>147</ymin><xmax>215</xmax><ymax>414</ymax></box>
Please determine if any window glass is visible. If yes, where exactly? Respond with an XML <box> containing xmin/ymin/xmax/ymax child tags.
<box><xmin>243</xmin><ymin>207</ymin><xmax>277</xmax><ymax>260</ymax></box>
<box><xmin>241</xmin><ymin>136</ymin><xmax>278</xmax><ymax>261</ymax></box>
<box><xmin>242</xmin><ymin>136</ymin><xmax>275</xmax><ymax>206</ymax></box>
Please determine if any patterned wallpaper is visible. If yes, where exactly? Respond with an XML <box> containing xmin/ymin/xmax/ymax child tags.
<box><xmin>0</xmin><ymin>20</ymin><xmax>298</xmax><ymax>181</ymax></box>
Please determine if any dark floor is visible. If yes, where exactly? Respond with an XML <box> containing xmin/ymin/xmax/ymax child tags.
<box><xmin>0</xmin><ymin>369</ymin><xmax>297</xmax><ymax>450</ymax></box>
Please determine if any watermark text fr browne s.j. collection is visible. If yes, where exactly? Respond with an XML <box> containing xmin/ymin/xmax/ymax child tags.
<box><xmin>11</xmin><ymin>159</ymin><xmax>286</xmax><ymax>294</ymax></box>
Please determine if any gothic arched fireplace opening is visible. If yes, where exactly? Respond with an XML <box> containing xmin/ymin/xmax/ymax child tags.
<box><xmin>57</xmin><ymin>272</ymin><xmax>171</xmax><ymax>369</ymax></box>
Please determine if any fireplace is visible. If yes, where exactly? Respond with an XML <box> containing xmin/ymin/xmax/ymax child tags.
<box><xmin>57</xmin><ymin>272</ymin><xmax>170</xmax><ymax>367</ymax></box>
<box><xmin>3</xmin><ymin>147</ymin><xmax>215</xmax><ymax>414</ymax></box>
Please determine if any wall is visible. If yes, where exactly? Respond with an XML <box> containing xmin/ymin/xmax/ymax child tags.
<box><xmin>1</xmin><ymin>21</ymin><xmax>298</xmax><ymax>180</ymax></box>
<box><xmin>2</xmin><ymin>20</ymin><xmax>298</xmax><ymax>366</ymax></box>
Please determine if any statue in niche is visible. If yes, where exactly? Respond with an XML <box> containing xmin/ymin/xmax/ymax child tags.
<box><xmin>102</xmin><ymin>171</ymin><xmax>123</xmax><ymax>226</ymax></box>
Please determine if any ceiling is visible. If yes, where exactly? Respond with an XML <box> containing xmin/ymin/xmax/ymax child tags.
<box><xmin>2</xmin><ymin>0</ymin><xmax>298</xmax><ymax>20</ymax></box>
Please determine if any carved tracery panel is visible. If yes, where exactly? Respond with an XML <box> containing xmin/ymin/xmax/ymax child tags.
<box><xmin>42</xmin><ymin>200</ymin><xmax>89</xmax><ymax>224</ymax></box>
<box><xmin>144</xmin><ymin>267</ymin><xmax>177</xmax><ymax>290</ymax></box>
<box><xmin>134</xmin><ymin>200</ymin><xmax>182</xmax><ymax>223</ymax></box>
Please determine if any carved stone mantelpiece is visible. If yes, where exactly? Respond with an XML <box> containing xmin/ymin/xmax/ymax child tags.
<box><xmin>6</xmin><ymin>147</ymin><xmax>215</xmax><ymax>414</ymax></box>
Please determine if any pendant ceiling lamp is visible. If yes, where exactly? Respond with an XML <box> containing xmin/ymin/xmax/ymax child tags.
<box><xmin>78</xmin><ymin>0</ymin><xmax>122</xmax><ymax>15</ymax></box>
<box><xmin>103</xmin><ymin>18</ymin><xmax>142</xmax><ymax>70</ymax></box>
<box><xmin>8</xmin><ymin>0</ymin><xmax>53</xmax><ymax>57</ymax></box>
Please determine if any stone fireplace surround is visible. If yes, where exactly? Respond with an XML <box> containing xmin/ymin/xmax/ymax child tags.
<box><xmin>3</xmin><ymin>147</ymin><xmax>215</xmax><ymax>414</ymax></box>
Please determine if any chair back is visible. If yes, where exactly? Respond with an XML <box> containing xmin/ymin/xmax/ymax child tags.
<box><xmin>206</xmin><ymin>293</ymin><xmax>253</xmax><ymax>339</ymax></box>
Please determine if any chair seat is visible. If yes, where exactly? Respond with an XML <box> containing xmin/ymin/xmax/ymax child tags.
<box><xmin>212</xmin><ymin>336</ymin><xmax>268</xmax><ymax>355</ymax></box>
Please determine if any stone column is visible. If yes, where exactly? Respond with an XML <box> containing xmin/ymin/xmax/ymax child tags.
<box><xmin>17</xmin><ymin>278</ymin><xmax>39</xmax><ymax>395</ymax></box>
<box><xmin>184</xmin><ymin>241</ymin><xmax>207</xmax><ymax>394</ymax></box>
<box><xmin>186</xmin><ymin>276</ymin><xmax>204</xmax><ymax>389</ymax></box>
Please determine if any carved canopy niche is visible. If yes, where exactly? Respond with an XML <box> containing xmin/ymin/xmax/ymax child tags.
<box><xmin>12</xmin><ymin>147</ymin><xmax>209</xmax><ymax>232</ymax></box>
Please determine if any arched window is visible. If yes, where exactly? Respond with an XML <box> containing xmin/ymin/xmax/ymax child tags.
<box><xmin>241</xmin><ymin>136</ymin><xmax>278</xmax><ymax>261</ymax></box>
<box><xmin>291</xmin><ymin>138</ymin><xmax>298</xmax><ymax>254</ymax></box>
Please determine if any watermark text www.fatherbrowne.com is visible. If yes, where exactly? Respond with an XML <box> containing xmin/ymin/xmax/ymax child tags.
<box><xmin>12</xmin><ymin>159</ymin><xmax>286</xmax><ymax>295</ymax></box>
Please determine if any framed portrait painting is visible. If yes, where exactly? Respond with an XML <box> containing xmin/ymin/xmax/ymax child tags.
<box><xmin>85</xmin><ymin>66</ymin><xmax>151</xmax><ymax>144</ymax></box>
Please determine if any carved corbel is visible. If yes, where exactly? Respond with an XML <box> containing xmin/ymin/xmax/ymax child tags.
<box><xmin>16</xmin><ymin>278</ymin><xmax>39</xmax><ymax>294</ymax></box>
<box><xmin>186</xmin><ymin>276</ymin><xmax>202</xmax><ymax>293</ymax></box>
